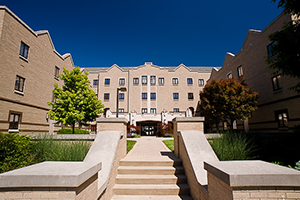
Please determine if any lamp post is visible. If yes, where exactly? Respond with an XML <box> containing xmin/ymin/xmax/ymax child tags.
<box><xmin>116</xmin><ymin>87</ymin><xmax>127</xmax><ymax>118</ymax></box>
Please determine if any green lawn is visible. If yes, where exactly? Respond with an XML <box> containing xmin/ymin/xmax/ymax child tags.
<box><xmin>127</xmin><ymin>140</ymin><xmax>137</xmax><ymax>153</ymax></box>
<box><xmin>163</xmin><ymin>140</ymin><xmax>174</xmax><ymax>152</ymax></box>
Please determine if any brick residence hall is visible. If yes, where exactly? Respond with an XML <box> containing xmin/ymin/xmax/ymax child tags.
<box><xmin>0</xmin><ymin>5</ymin><xmax>299</xmax><ymax>135</ymax></box>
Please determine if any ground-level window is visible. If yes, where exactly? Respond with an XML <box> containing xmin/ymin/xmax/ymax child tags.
<box><xmin>133</xmin><ymin>78</ymin><xmax>139</xmax><ymax>85</ymax></box>
<box><xmin>119</xmin><ymin>93</ymin><xmax>124</xmax><ymax>100</ymax></box>
<box><xmin>15</xmin><ymin>75</ymin><xmax>25</xmax><ymax>93</ymax></box>
<box><xmin>9</xmin><ymin>112</ymin><xmax>21</xmax><ymax>130</ymax></box>
<box><xmin>91</xmin><ymin>125</ymin><xmax>97</xmax><ymax>133</ymax></box>
<box><xmin>104</xmin><ymin>93</ymin><xmax>109</xmax><ymax>100</ymax></box>
<box><xmin>119</xmin><ymin>78</ymin><xmax>125</xmax><ymax>86</ymax></box>
<box><xmin>119</xmin><ymin>108</ymin><xmax>124</xmax><ymax>113</ymax></box>
<box><xmin>141</xmin><ymin>108</ymin><xmax>147</xmax><ymax>114</ymax></box>
<box><xmin>159</xmin><ymin>78</ymin><xmax>164</xmax><ymax>85</ymax></box>
<box><xmin>275</xmin><ymin>109</ymin><xmax>288</xmax><ymax>128</ymax></box>
<box><xmin>198</xmin><ymin>79</ymin><xmax>204</xmax><ymax>86</ymax></box>
<box><xmin>142</xmin><ymin>93</ymin><xmax>147</xmax><ymax>100</ymax></box>
<box><xmin>188</xmin><ymin>93</ymin><xmax>194</xmax><ymax>100</ymax></box>
<box><xmin>272</xmin><ymin>75</ymin><xmax>282</xmax><ymax>91</ymax></box>
<box><xmin>174</xmin><ymin>108</ymin><xmax>179</xmax><ymax>113</ymax></box>
<box><xmin>150</xmin><ymin>108</ymin><xmax>156</xmax><ymax>114</ymax></box>
<box><xmin>173</xmin><ymin>93</ymin><xmax>179</xmax><ymax>100</ymax></box>
<box><xmin>237</xmin><ymin>66</ymin><xmax>243</xmax><ymax>77</ymax></box>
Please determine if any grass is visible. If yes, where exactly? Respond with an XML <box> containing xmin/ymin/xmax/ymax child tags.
<box><xmin>32</xmin><ymin>134</ymin><xmax>91</xmax><ymax>162</ymax></box>
<box><xmin>127</xmin><ymin>140</ymin><xmax>137</xmax><ymax>153</ymax></box>
<box><xmin>163</xmin><ymin>140</ymin><xmax>174</xmax><ymax>152</ymax></box>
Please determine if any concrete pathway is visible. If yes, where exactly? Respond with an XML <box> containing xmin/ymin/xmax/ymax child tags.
<box><xmin>111</xmin><ymin>137</ymin><xmax>192</xmax><ymax>200</ymax></box>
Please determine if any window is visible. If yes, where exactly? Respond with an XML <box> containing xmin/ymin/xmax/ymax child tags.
<box><xmin>150</xmin><ymin>76</ymin><xmax>156</xmax><ymax>85</ymax></box>
<box><xmin>174</xmin><ymin>108</ymin><xmax>179</xmax><ymax>113</ymax></box>
<box><xmin>142</xmin><ymin>93</ymin><xmax>147</xmax><ymax>100</ymax></box>
<box><xmin>173</xmin><ymin>93</ymin><xmax>179</xmax><ymax>100</ymax></box>
<box><xmin>119</xmin><ymin>78</ymin><xmax>125</xmax><ymax>86</ymax></box>
<box><xmin>151</xmin><ymin>93</ymin><xmax>156</xmax><ymax>100</ymax></box>
<box><xmin>237</xmin><ymin>66</ymin><xmax>243</xmax><ymax>77</ymax></box>
<box><xmin>142</xmin><ymin>76</ymin><xmax>147</xmax><ymax>85</ymax></box>
<box><xmin>187</xmin><ymin>78</ymin><xmax>193</xmax><ymax>85</ymax></box>
<box><xmin>141</xmin><ymin>108</ymin><xmax>147</xmax><ymax>114</ymax></box>
<box><xmin>150</xmin><ymin>108</ymin><xmax>156</xmax><ymax>114</ymax></box>
<box><xmin>19</xmin><ymin>41</ymin><xmax>29</xmax><ymax>59</ymax></box>
<box><xmin>188</xmin><ymin>93</ymin><xmax>194</xmax><ymax>100</ymax></box>
<box><xmin>272</xmin><ymin>75</ymin><xmax>282</xmax><ymax>91</ymax></box>
<box><xmin>15</xmin><ymin>75</ymin><xmax>25</xmax><ymax>93</ymax></box>
<box><xmin>9</xmin><ymin>112</ymin><xmax>21</xmax><ymax>130</ymax></box>
<box><xmin>104</xmin><ymin>78</ymin><xmax>110</xmax><ymax>85</ymax></box>
<box><xmin>93</xmin><ymin>79</ymin><xmax>99</xmax><ymax>87</ymax></box>
<box><xmin>104</xmin><ymin>93</ymin><xmax>109</xmax><ymax>100</ymax></box>
<box><xmin>119</xmin><ymin>109</ymin><xmax>124</xmax><ymax>113</ymax></box>
<box><xmin>54</xmin><ymin>66</ymin><xmax>60</xmax><ymax>79</ymax></box>
<box><xmin>275</xmin><ymin>109</ymin><xmax>288</xmax><ymax>128</ymax></box>
<box><xmin>133</xmin><ymin>78</ymin><xmax>139</xmax><ymax>85</ymax></box>
<box><xmin>227</xmin><ymin>72</ymin><xmax>232</xmax><ymax>79</ymax></box>
<box><xmin>119</xmin><ymin>93</ymin><xmax>124</xmax><ymax>100</ymax></box>
<box><xmin>267</xmin><ymin>42</ymin><xmax>276</xmax><ymax>57</ymax></box>
<box><xmin>172</xmin><ymin>78</ymin><xmax>178</xmax><ymax>85</ymax></box>
<box><xmin>159</xmin><ymin>78</ymin><xmax>164</xmax><ymax>85</ymax></box>
<box><xmin>198</xmin><ymin>79</ymin><xmax>204</xmax><ymax>86</ymax></box>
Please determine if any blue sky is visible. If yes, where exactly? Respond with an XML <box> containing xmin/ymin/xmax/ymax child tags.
<box><xmin>1</xmin><ymin>0</ymin><xmax>283</xmax><ymax>67</ymax></box>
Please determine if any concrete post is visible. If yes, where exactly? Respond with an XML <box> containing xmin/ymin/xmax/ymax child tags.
<box><xmin>172</xmin><ymin>117</ymin><xmax>205</xmax><ymax>157</ymax></box>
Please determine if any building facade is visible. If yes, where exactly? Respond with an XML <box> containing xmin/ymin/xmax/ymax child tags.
<box><xmin>208</xmin><ymin>13</ymin><xmax>300</xmax><ymax>132</ymax></box>
<box><xmin>82</xmin><ymin>62</ymin><xmax>216</xmax><ymax>135</ymax></box>
<box><xmin>0</xmin><ymin>6</ymin><xmax>74</xmax><ymax>134</ymax></box>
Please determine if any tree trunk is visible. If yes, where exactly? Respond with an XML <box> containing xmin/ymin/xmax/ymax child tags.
<box><xmin>72</xmin><ymin>121</ymin><xmax>75</xmax><ymax>134</ymax></box>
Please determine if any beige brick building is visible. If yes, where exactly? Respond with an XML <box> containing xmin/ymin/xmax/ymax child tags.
<box><xmin>0</xmin><ymin>6</ymin><xmax>74</xmax><ymax>134</ymax></box>
<box><xmin>208</xmin><ymin>13</ymin><xmax>300</xmax><ymax>132</ymax></box>
<box><xmin>82</xmin><ymin>62</ymin><xmax>216</xmax><ymax>135</ymax></box>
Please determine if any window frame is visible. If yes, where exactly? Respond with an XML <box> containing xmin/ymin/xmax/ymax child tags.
<box><xmin>227</xmin><ymin>72</ymin><xmax>232</xmax><ymax>79</ymax></box>
<box><xmin>93</xmin><ymin>79</ymin><xmax>99</xmax><ymax>87</ymax></box>
<box><xmin>198</xmin><ymin>79</ymin><xmax>204</xmax><ymax>86</ymax></box>
<box><xmin>141</xmin><ymin>108</ymin><xmax>147</xmax><ymax>114</ymax></box>
<box><xmin>267</xmin><ymin>42</ymin><xmax>276</xmax><ymax>57</ymax></box>
<box><xmin>142</xmin><ymin>93</ymin><xmax>147</xmax><ymax>100</ymax></box>
<box><xmin>150</xmin><ymin>108</ymin><xmax>156</xmax><ymax>114</ymax></box>
<box><xmin>104</xmin><ymin>78</ymin><xmax>110</xmax><ymax>85</ymax></box>
<box><xmin>275</xmin><ymin>109</ymin><xmax>288</xmax><ymax>128</ymax></box>
<box><xmin>119</xmin><ymin>93</ymin><xmax>124</xmax><ymax>100</ymax></box>
<box><xmin>173</xmin><ymin>93</ymin><xmax>179</xmax><ymax>100</ymax></box>
<box><xmin>118</xmin><ymin>108</ymin><xmax>124</xmax><ymax>113</ymax></box>
<box><xmin>133</xmin><ymin>78</ymin><xmax>139</xmax><ymax>85</ymax></box>
<box><xmin>158</xmin><ymin>77</ymin><xmax>164</xmax><ymax>85</ymax></box>
<box><xmin>188</xmin><ymin>93</ymin><xmax>194</xmax><ymax>100</ymax></box>
<box><xmin>150</xmin><ymin>76</ymin><xmax>156</xmax><ymax>85</ymax></box>
<box><xmin>237</xmin><ymin>66</ymin><xmax>243</xmax><ymax>77</ymax></box>
<box><xmin>14</xmin><ymin>75</ymin><xmax>25</xmax><ymax>93</ymax></box>
<box><xmin>19</xmin><ymin>41</ymin><xmax>29</xmax><ymax>59</ymax></box>
<box><xmin>119</xmin><ymin>78</ymin><xmax>125</xmax><ymax>86</ymax></box>
<box><xmin>272</xmin><ymin>75</ymin><xmax>282</xmax><ymax>91</ymax></box>
<box><xmin>173</xmin><ymin>108</ymin><xmax>179</xmax><ymax>113</ymax></box>
<box><xmin>54</xmin><ymin>66</ymin><xmax>60</xmax><ymax>80</ymax></box>
<box><xmin>142</xmin><ymin>76</ymin><xmax>147</xmax><ymax>85</ymax></box>
<box><xmin>187</xmin><ymin>78</ymin><xmax>193</xmax><ymax>85</ymax></box>
<box><xmin>150</xmin><ymin>93</ymin><xmax>156</xmax><ymax>100</ymax></box>
<box><xmin>172</xmin><ymin>78</ymin><xmax>178</xmax><ymax>85</ymax></box>
<box><xmin>8</xmin><ymin>111</ymin><xmax>22</xmax><ymax>130</ymax></box>
<box><xmin>104</xmin><ymin>93</ymin><xmax>110</xmax><ymax>100</ymax></box>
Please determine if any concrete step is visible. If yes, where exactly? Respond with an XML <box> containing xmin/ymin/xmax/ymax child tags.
<box><xmin>117</xmin><ymin>166</ymin><xmax>184</xmax><ymax>175</ymax></box>
<box><xmin>113</xmin><ymin>184</ymin><xmax>190</xmax><ymax>195</ymax></box>
<box><xmin>111</xmin><ymin>195</ymin><xmax>193</xmax><ymax>200</ymax></box>
<box><xmin>116</xmin><ymin>174</ymin><xmax>187</xmax><ymax>184</ymax></box>
<box><xmin>119</xmin><ymin>159</ymin><xmax>182</xmax><ymax>167</ymax></box>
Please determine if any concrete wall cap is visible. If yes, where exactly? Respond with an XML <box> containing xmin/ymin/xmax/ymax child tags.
<box><xmin>0</xmin><ymin>161</ymin><xmax>101</xmax><ymax>188</ymax></box>
<box><xmin>204</xmin><ymin>160</ymin><xmax>300</xmax><ymax>187</ymax></box>
<box><xmin>96</xmin><ymin>118</ymin><xmax>128</xmax><ymax>123</ymax></box>
<box><xmin>172</xmin><ymin>117</ymin><xmax>205</xmax><ymax>123</ymax></box>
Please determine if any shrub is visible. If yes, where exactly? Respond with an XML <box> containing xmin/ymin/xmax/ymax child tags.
<box><xmin>209</xmin><ymin>131</ymin><xmax>255</xmax><ymax>161</ymax></box>
<box><xmin>57</xmin><ymin>128</ymin><xmax>89</xmax><ymax>134</ymax></box>
<box><xmin>0</xmin><ymin>133</ymin><xmax>36</xmax><ymax>173</ymax></box>
<box><xmin>31</xmin><ymin>134</ymin><xmax>90</xmax><ymax>162</ymax></box>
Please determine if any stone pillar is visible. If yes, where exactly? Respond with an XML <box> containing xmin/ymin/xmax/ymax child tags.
<box><xmin>172</xmin><ymin>117</ymin><xmax>205</xmax><ymax>157</ymax></box>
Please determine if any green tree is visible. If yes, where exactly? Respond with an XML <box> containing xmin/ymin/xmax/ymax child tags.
<box><xmin>267</xmin><ymin>0</ymin><xmax>300</xmax><ymax>92</ymax></box>
<box><xmin>48</xmin><ymin>67</ymin><xmax>104</xmax><ymax>134</ymax></box>
<box><xmin>200</xmin><ymin>78</ymin><xmax>259</xmax><ymax>130</ymax></box>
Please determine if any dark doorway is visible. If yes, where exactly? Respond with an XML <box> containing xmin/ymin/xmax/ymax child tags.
<box><xmin>137</xmin><ymin>121</ymin><xmax>158</xmax><ymax>136</ymax></box>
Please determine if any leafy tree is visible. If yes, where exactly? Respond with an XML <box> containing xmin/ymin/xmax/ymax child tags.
<box><xmin>48</xmin><ymin>67</ymin><xmax>104</xmax><ymax>134</ymax></box>
<box><xmin>267</xmin><ymin>0</ymin><xmax>300</xmax><ymax>92</ymax></box>
<box><xmin>200</xmin><ymin>78</ymin><xmax>259</xmax><ymax>130</ymax></box>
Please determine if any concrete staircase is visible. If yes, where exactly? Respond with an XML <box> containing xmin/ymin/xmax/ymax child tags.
<box><xmin>111</xmin><ymin>158</ymin><xmax>192</xmax><ymax>200</ymax></box>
